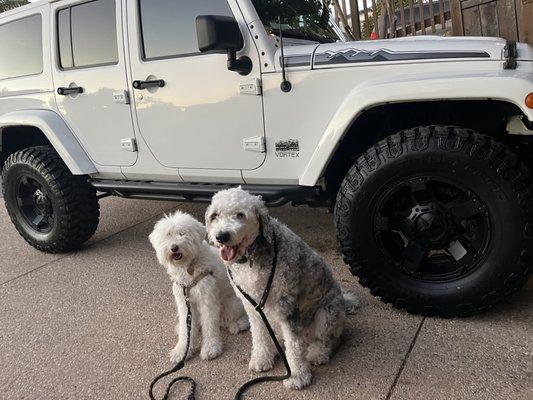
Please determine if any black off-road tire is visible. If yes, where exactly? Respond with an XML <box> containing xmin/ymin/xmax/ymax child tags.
<box><xmin>335</xmin><ymin>126</ymin><xmax>532</xmax><ymax>317</ymax></box>
<box><xmin>2</xmin><ymin>146</ymin><xmax>100</xmax><ymax>253</ymax></box>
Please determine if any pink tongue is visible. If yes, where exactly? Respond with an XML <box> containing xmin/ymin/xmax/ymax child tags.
<box><xmin>220</xmin><ymin>246</ymin><xmax>237</xmax><ymax>262</ymax></box>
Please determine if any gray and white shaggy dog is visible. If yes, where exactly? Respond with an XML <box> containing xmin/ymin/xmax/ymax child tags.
<box><xmin>206</xmin><ymin>187</ymin><xmax>358</xmax><ymax>390</ymax></box>
<box><xmin>149</xmin><ymin>211</ymin><xmax>249</xmax><ymax>363</ymax></box>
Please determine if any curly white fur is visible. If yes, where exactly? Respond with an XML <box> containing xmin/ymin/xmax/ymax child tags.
<box><xmin>149</xmin><ymin>211</ymin><xmax>249</xmax><ymax>362</ymax></box>
<box><xmin>206</xmin><ymin>187</ymin><xmax>359</xmax><ymax>390</ymax></box>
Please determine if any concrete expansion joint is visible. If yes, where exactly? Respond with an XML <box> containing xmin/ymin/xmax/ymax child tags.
<box><xmin>385</xmin><ymin>317</ymin><xmax>426</xmax><ymax>400</ymax></box>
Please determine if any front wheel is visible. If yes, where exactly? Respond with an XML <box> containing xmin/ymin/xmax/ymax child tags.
<box><xmin>335</xmin><ymin>126</ymin><xmax>532</xmax><ymax>317</ymax></box>
<box><xmin>2</xmin><ymin>146</ymin><xmax>100</xmax><ymax>253</ymax></box>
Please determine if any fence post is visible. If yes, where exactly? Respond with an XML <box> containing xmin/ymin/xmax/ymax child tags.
<box><xmin>362</xmin><ymin>0</ymin><xmax>370</xmax><ymax>38</ymax></box>
<box><xmin>418</xmin><ymin>0</ymin><xmax>426</xmax><ymax>34</ymax></box>
<box><xmin>408</xmin><ymin>0</ymin><xmax>417</xmax><ymax>35</ymax></box>
<box><xmin>428</xmin><ymin>0</ymin><xmax>436</xmax><ymax>32</ymax></box>
<box><xmin>371</xmin><ymin>0</ymin><xmax>379</xmax><ymax>36</ymax></box>
<box><xmin>399</xmin><ymin>0</ymin><xmax>407</xmax><ymax>36</ymax></box>
<box><xmin>451</xmin><ymin>0</ymin><xmax>464</xmax><ymax>36</ymax></box>
<box><xmin>332</xmin><ymin>0</ymin><xmax>356</xmax><ymax>39</ymax></box>
<box><xmin>349</xmin><ymin>0</ymin><xmax>362</xmax><ymax>39</ymax></box>
<box><xmin>384</xmin><ymin>0</ymin><xmax>397</xmax><ymax>38</ymax></box>
<box><xmin>438</xmin><ymin>0</ymin><xmax>446</xmax><ymax>32</ymax></box>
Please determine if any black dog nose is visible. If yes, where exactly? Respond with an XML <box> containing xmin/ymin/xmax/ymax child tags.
<box><xmin>216</xmin><ymin>232</ymin><xmax>231</xmax><ymax>244</ymax></box>
<box><xmin>171</xmin><ymin>244</ymin><xmax>180</xmax><ymax>253</ymax></box>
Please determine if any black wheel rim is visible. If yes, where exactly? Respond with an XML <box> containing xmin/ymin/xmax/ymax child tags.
<box><xmin>15</xmin><ymin>174</ymin><xmax>55</xmax><ymax>234</ymax></box>
<box><xmin>374</xmin><ymin>176</ymin><xmax>491</xmax><ymax>282</ymax></box>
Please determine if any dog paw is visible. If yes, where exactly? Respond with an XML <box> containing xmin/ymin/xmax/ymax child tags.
<box><xmin>307</xmin><ymin>352</ymin><xmax>330</xmax><ymax>366</ymax></box>
<box><xmin>228</xmin><ymin>319</ymin><xmax>250</xmax><ymax>335</ymax></box>
<box><xmin>249</xmin><ymin>355</ymin><xmax>275</xmax><ymax>372</ymax></box>
<box><xmin>169</xmin><ymin>346</ymin><xmax>190</xmax><ymax>364</ymax></box>
<box><xmin>228</xmin><ymin>322</ymin><xmax>241</xmax><ymax>335</ymax></box>
<box><xmin>306</xmin><ymin>343</ymin><xmax>331</xmax><ymax>366</ymax></box>
<box><xmin>200</xmin><ymin>340</ymin><xmax>223</xmax><ymax>361</ymax></box>
<box><xmin>239</xmin><ymin>318</ymin><xmax>250</xmax><ymax>332</ymax></box>
<box><xmin>283</xmin><ymin>371</ymin><xmax>312</xmax><ymax>390</ymax></box>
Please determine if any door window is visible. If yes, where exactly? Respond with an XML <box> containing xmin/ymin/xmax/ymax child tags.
<box><xmin>57</xmin><ymin>0</ymin><xmax>118</xmax><ymax>69</ymax></box>
<box><xmin>138</xmin><ymin>0</ymin><xmax>233</xmax><ymax>60</ymax></box>
<box><xmin>0</xmin><ymin>15</ymin><xmax>42</xmax><ymax>80</ymax></box>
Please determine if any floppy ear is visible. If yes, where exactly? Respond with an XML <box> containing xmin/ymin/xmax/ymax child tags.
<box><xmin>148</xmin><ymin>227</ymin><xmax>158</xmax><ymax>251</ymax></box>
<box><xmin>255</xmin><ymin>199</ymin><xmax>274</xmax><ymax>245</ymax></box>
<box><xmin>193</xmin><ymin>219</ymin><xmax>207</xmax><ymax>242</ymax></box>
<box><xmin>204</xmin><ymin>204</ymin><xmax>215</xmax><ymax>244</ymax></box>
<box><xmin>204</xmin><ymin>204</ymin><xmax>213</xmax><ymax>226</ymax></box>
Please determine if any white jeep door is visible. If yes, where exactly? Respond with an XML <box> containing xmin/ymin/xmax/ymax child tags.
<box><xmin>52</xmin><ymin>0</ymin><xmax>136</xmax><ymax>167</ymax></box>
<box><xmin>126</xmin><ymin>0</ymin><xmax>265</xmax><ymax>171</ymax></box>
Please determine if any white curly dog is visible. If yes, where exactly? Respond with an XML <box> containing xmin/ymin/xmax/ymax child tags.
<box><xmin>206</xmin><ymin>187</ymin><xmax>358</xmax><ymax>390</ymax></box>
<box><xmin>149</xmin><ymin>211</ymin><xmax>249</xmax><ymax>363</ymax></box>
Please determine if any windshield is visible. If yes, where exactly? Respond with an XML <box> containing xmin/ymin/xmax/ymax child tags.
<box><xmin>251</xmin><ymin>0</ymin><xmax>341</xmax><ymax>44</ymax></box>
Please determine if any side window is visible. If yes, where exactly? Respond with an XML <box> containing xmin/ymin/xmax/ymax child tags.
<box><xmin>0</xmin><ymin>15</ymin><xmax>43</xmax><ymax>80</ymax></box>
<box><xmin>58</xmin><ymin>0</ymin><xmax>118</xmax><ymax>69</ymax></box>
<box><xmin>139</xmin><ymin>0</ymin><xmax>233</xmax><ymax>60</ymax></box>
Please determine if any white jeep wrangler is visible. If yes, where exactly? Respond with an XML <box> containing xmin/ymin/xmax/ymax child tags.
<box><xmin>1</xmin><ymin>0</ymin><xmax>532</xmax><ymax>317</ymax></box>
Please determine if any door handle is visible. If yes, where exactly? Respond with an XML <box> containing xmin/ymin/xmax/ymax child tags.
<box><xmin>132</xmin><ymin>79</ymin><xmax>165</xmax><ymax>90</ymax></box>
<box><xmin>57</xmin><ymin>86</ymin><xmax>84</xmax><ymax>95</ymax></box>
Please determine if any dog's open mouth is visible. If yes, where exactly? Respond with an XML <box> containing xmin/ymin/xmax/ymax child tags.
<box><xmin>171</xmin><ymin>253</ymin><xmax>183</xmax><ymax>261</ymax></box>
<box><xmin>220</xmin><ymin>245</ymin><xmax>239</xmax><ymax>262</ymax></box>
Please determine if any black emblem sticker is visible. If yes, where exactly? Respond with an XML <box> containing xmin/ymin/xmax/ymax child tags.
<box><xmin>275</xmin><ymin>139</ymin><xmax>300</xmax><ymax>158</ymax></box>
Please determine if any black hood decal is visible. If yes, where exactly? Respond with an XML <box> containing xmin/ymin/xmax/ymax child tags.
<box><xmin>314</xmin><ymin>48</ymin><xmax>491</xmax><ymax>66</ymax></box>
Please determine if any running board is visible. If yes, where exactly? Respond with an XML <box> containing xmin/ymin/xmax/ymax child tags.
<box><xmin>89</xmin><ymin>180</ymin><xmax>326</xmax><ymax>207</ymax></box>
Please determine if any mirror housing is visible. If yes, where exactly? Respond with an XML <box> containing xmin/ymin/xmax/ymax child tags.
<box><xmin>196</xmin><ymin>15</ymin><xmax>243</xmax><ymax>53</ymax></box>
<box><xmin>196</xmin><ymin>15</ymin><xmax>252</xmax><ymax>75</ymax></box>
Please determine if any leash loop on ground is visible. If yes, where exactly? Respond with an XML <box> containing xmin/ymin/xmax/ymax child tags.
<box><xmin>149</xmin><ymin>286</ymin><xmax>196</xmax><ymax>400</ymax></box>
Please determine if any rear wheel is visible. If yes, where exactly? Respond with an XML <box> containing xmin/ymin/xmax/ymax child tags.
<box><xmin>2</xmin><ymin>146</ymin><xmax>100</xmax><ymax>253</ymax></box>
<box><xmin>335</xmin><ymin>126</ymin><xmax>532</xmax><ymax>316</ymax></box>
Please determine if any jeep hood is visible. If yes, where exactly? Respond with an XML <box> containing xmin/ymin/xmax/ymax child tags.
<box><xmin>275</xmin><ymin>37</ymin><xmax>532</xmax><ymax>70</ymax></box>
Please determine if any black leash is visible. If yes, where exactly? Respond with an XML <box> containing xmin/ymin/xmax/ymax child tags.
<box><xmin>226</xmin><ymin>233</ymin><xmax>292</xmax><ymax>400</ymax></box>
<box><xmin>148</xmin><ymin>234</ymin><xmax>290</xmax><ymax>400</ymax></box>
<box><xmin>149</xmin><ymin>285</ymin><xmax>196</xmax><ymax>400</ymax></box>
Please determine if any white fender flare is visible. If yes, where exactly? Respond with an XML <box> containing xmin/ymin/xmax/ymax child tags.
<box><xmin>299</xmin><ymin>72</ymin><xmax>533</xmax><ymax>187</ymax></box>
<box><xmin>0</xmin><ymin>110</ymin><xmax>97</xmax><ymax>175</ymax></box>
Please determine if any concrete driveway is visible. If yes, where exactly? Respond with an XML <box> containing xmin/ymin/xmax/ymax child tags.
<box><xmin>0</xmin><ymin>196</ymin><xmax>531</xmax><ymax>400</ymax></box>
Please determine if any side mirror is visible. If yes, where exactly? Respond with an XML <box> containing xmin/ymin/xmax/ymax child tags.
<box><xmin>196</xmin><ymin>15</ymin><xmax>252</xmax><ymax>75</ymax></box>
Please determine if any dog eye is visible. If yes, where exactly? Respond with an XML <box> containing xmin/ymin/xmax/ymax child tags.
<box><xmin>236</xmin><ymin>212</ymin><xmax>245</xmax><ymax>219</ymax></box>
<box><xmin>209</xmin><ymin>213</ymin><xmax>218</xmax><ymax>222</ymax></box>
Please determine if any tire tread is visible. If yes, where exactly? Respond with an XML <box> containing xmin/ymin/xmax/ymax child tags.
<box><xmin>335</xmin><ymin>126</ymin><xmax>532</xmax><ymax>317</ymax></box>
<box><xmin>2</xmin><ymin>146</ymin><xmax>100</xmax><ymax>253</ymax></box>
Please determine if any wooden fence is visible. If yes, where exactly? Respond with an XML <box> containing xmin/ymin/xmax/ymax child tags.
<box><xmin>451</xmin><ymin>0</ymin><xmax>531</xmax><ymax>44</ymax></box>
<box><xmin>332</xmin><ymin>0</ymin><xmax>453</xmax><ymax>40</ymax></box>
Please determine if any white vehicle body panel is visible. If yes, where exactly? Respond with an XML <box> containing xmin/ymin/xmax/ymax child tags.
<box><xmin>0</xmin><ymin>109</ymin><xmax>96</xmax><ymax>175</ymax></box>
<box><xmin>50</xmin><ymin>0</ymin><xmax>137</xmax><ymax>168</ymax></box>
<box><xmin>0</xmin><ymin>3</ymin><xmax>97</xmax><ymax>175</ymax></box>
<box><xmin>300</xmin><ymin>65</ymin><xmax>533</xmax><ymax>186</ymax></box>
<box><xmin>0</xmin><ymin>0</ymin><xmax>531</xmax><ymax>189</ymax></box>
<box><xmin>244</xmin><ymin>53</ymin><xmax>533</xmax><ymax>185</ymax></box>
<box><xmin>124</xmin><ymin>0</ymin><xmax>265</xmax><ymax>177</ymax></box>
<box><xmin>0</xmin><ymin>4</ymin><xmax>54</xmax><ymax>123</ymax></box>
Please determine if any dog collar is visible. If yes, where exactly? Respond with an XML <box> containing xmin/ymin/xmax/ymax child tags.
<box><xmin>236</xmin><ymin>234</ymin><xmax>264</xmax><ymax>265</ymax></box>
<box><xmin>177</xmin><ymin>271</ymin><xmax>212</xmax><ymax>297</ymax></box>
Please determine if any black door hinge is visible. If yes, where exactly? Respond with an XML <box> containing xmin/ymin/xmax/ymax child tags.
<box><xmin>503</xmin><ymin>41</ymin><xmax>518</xmax><ymax>70</ymax></box>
